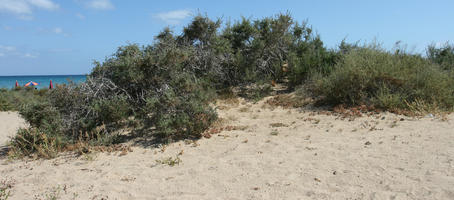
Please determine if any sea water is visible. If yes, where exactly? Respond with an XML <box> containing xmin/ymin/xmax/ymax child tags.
<box><xmin>0</xmin><ymin>75</ymin><xmax>86</xmax><ymax>89</ymax></box>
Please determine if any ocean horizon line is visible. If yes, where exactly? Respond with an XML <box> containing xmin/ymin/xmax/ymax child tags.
<box><xmin>0</xmin><ymin>74</ymin><xmax>87</xmax><ymax>89</ymax></box>
<box><xmin>0</xmin><ymin>74</ymin><xmax>87</xmax><ymax>77</ymax></box>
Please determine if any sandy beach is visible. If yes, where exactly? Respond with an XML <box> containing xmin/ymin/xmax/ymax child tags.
<box><xmin>1</xmin><ymin>97</ymin><xmax>454</xmax><ymax>199</ymax></box>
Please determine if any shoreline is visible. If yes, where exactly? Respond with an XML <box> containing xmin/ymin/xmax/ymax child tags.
<box><xmin>0</xmin><ymin>74</ymin><xmax>87</xmax><ymax>77</ymax></box>
<box><xmin>0</xmin><ymin>75</ymin><xmax>87</xmax><ymax>89</ymax></box>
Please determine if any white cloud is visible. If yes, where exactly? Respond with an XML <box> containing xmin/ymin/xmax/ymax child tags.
<box><xmin>0</xmin><ymin>45</ymin><xmax>16</xmax><ymax>52</ymax></box>
<box><xmin>36</xmin><ymin>27</ymin><xmax>69</xmax><ymax>36</ymax></box>
<box><xmin>28</xmin><ymin>0</ymin><xmax>58</xmax><ymax>10</ymax></box>
<box><xmin>3</xmin><ymin>26</ymin><xmax>12</xmax><ymax>31</ymax></box>
<box><xmin>0</xmin><ymin>45</ymin><xmax>17</xmax><ymax>57</ymax></box>
<box><xmin>0</xmin><ymin>0</ymin><xmax>58</xmax><ymax>19</ymax></box>
<box><xmin>53</xmin><ymin>27</ymin><xmax>63</xmax><ymax>34</ymax></box>
<box><xmin>18</xmin><ymin>15</ymin><xmax>34</xmax><ymax>20</ymax></box>
<box><xmin>87</xmin><ymin>0</ymin><xmax>114</xmax><ymax>10</ymax></box>
<box><xmin>49</xmin><ymin>48</ymin><xmax>73</xmax><ymax>53</ymax></box>
<box><xmin>154</xmin><ymin>9</ymin><xmax>193</xmax><ymax>25</ymax></box>
<box><xmin>0</xmin><ymin>0</ymin><xmax>32</xmax><ymax>14</ymax></box>
<box><xmin>0</xmin><ymin>45</ymin><xmax>41</xmax><ymax>58</ymax></box>
<box><xmin>24</xmin><ymin>53</ymin><xmax>38</xmax><ymax>58</ymax></box>
<box><xmin>76</xmin><ymin>13</ymin><xmax>85</xmax><ymax>19</ymax></box>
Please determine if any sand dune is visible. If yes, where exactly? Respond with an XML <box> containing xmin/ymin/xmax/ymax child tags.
<box><xmin>1</xmin><ymin>98</ymin><xmax>454</xmax><ymax>199</ymax></box>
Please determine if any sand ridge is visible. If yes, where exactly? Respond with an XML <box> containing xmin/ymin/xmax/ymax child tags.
<box><xmin>1</xmin><ymin>98</ymin><xmax>454</xmax><ymax>199</ymax></box>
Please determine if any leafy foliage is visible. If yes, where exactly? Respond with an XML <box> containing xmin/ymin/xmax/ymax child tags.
<box><xmin>221</xmin><ymin>14</ymin><xmax>334</xmax><ymax>85</ymax></box>
<box><xmin>427</xmin><ymin>43</ymin><xmax>454</xmax><ymax>71</ymax></box>
<box><xmin>91</xmin><ymin>40</ymin><xmax>217</xmax><ymax>141</ymax></box>
<box><xmin>312</xmin><ymin>44</ymin><xmax>454</xmax><ymax>111</ymax></box>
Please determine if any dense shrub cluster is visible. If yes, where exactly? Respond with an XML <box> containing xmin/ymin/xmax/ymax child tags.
<box><xmin>140</xmin><ymin>13</ymin><xmax>334</xmax><ymax>88</ymax></box>
<box><xmin>5</xmin><ymin>13</ymin><xmax>454</xmax><ymax>158</ymax></box>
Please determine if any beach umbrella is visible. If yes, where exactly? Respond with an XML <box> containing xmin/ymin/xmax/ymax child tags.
<box><xmin>49</xmin><ymin>80</ymin><xmax>53</xmax><ymax>89</ymax></box>
<box><xmin>24</xmin><ymin>81</ymin><xmax>39</xmax><ymax>87</ymax></box>
<box><xmin>15</xmin><ymin>80</ymin><xmax>19</xmax><ymax>88</ymax></box>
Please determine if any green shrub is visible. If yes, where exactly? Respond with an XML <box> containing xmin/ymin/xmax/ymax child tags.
<box><xmin>19</xmin><ymin>101</ymin><xmax>61</xmax><ymax>131</ymax></box>
<box><xmin>47</xmin><ymin>79</ymin><xmax>131</xmax><ymax>140</ymax></box>
<box><xmin>312</xmin><ymin>45</ymin><xmax>454</xmax><ymax>112</ymax></box>
<box><xmin>427</xmin><ymin>43</ymin><xmax>454</xmax><ymax>71</ymax></box>
<box><xmin>220</xmin><ymin>14</ymin><xmax>294</xmax><ymax>84</ymax></box>
<box><xmin>91</xmin><ymin>95</ymin><xmax>130</xmax><ymax>126</ymax></box>
<box><xmin>143</xmin><ymin>86</ymin><xmax>217</xmax><ymax>140</ymax></box>
<box><xmin>92</xmin><ymin>46</ymin><xmax>218</xmax><ymax>140</ymax></box>
<box><xmin>91</xmin><ymin>31</ymin><xmax>219</xmax><ymax>141</ymax></box>
<box><xmin>286</xmin><ymin>25</ymin><xmax>340</xmax><ymax>87</ymax></box>
<box><xmin>0</xmin><ymin>95</ymin><xmax>12</xmax><ymax>111</ymax></box>
<box><xmin>11</xmin><ymin>79</ymin><xmax>131</xmax><ymax>158</ymax></box>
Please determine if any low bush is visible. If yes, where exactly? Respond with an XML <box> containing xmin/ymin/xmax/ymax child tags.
<box><xmin>47</xmin><ymin>80</ymin><xmax>131</xmax><ymax>140</ymax></box>
<box><xmin>0</xmin><ymin>94</ymin><xmax>12</xmax><ymax>111</ymax></box>
<box><xmin>0</xmin><ymin>87</ymin><xmax>49</xmax><ymax>111</ymax></box>
<box><xmin>10</xmin><ymin>82</ymin><xmax>132</xmax><ymax>158</ymax></box>
<box><xmin>9</xmin><ymin>128</ymin><xmax>63</xmax><ymax>159</ymax></box>
<box><xmin>312</xmin><ymin>45</ymin><xmax>454</xmax><ymax>112</ymax></box>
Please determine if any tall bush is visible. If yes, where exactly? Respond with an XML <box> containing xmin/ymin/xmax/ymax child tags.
<box><xmin>427</xmin><ymin>43</ymin><xmax>454</xmax><ymax>71</ymax></box>
<box><xmin>90</xmin><ymin>38</ymin><xmax>218</xmax><ymax>141</ymax></box>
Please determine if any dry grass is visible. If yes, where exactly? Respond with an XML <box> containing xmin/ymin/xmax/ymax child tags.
<box><xmin>404</xmin><ymin>99</ymin><xmax>450</xmax><ymax>119</ymax></box>
<box><xmin>203</xmin><ymin>123</ymin><xmax>249</xmax><ymax>138</ymax></box>
<box><xmin>155</xmin><ymin>155</ymin><xmax>182</xmax><ymax>167</ymax></box>
<box><xmin>269</xmin><ymin>123</ymin><xmax>289</xmax><ymax>127</ymax></box>
<box><xmin>216</xmin><ymin>89</ymin><xmax>240</xmax><ymax>110</ymax></box>
<box><xmin>302</xmin><ymin>117</ymin><xmax>321</xmax><ymax>124</ymax></box>
<box><xmin>65</xmin><ymin>142</ymin><xmax>132</xmax><ymax>157</ymax></box>
<box><xmin>238</xmin><ymin>107</ymin><xmax>250</xmax><ymax>112</ymax></box>
<box><xmin>264</xmin><ymin>94</ymin><xmax>311</xmax><ymax>109</ymax></box>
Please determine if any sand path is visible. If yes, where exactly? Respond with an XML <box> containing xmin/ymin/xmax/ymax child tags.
<box><xmin>1</xmin><ymin>98</ymin><xmax>454</xmax><ymax>199</ymax></box>
<box><xmin>0</xmin><ymin>112</ymin><xmax>25</xmax><ymax>147</ymax></box>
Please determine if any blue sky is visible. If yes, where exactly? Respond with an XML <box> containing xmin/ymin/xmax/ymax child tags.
<box><xmin>0</xmin><ymin>0</ymin><xmax>453</xmax><ymax>75</ymax></box>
